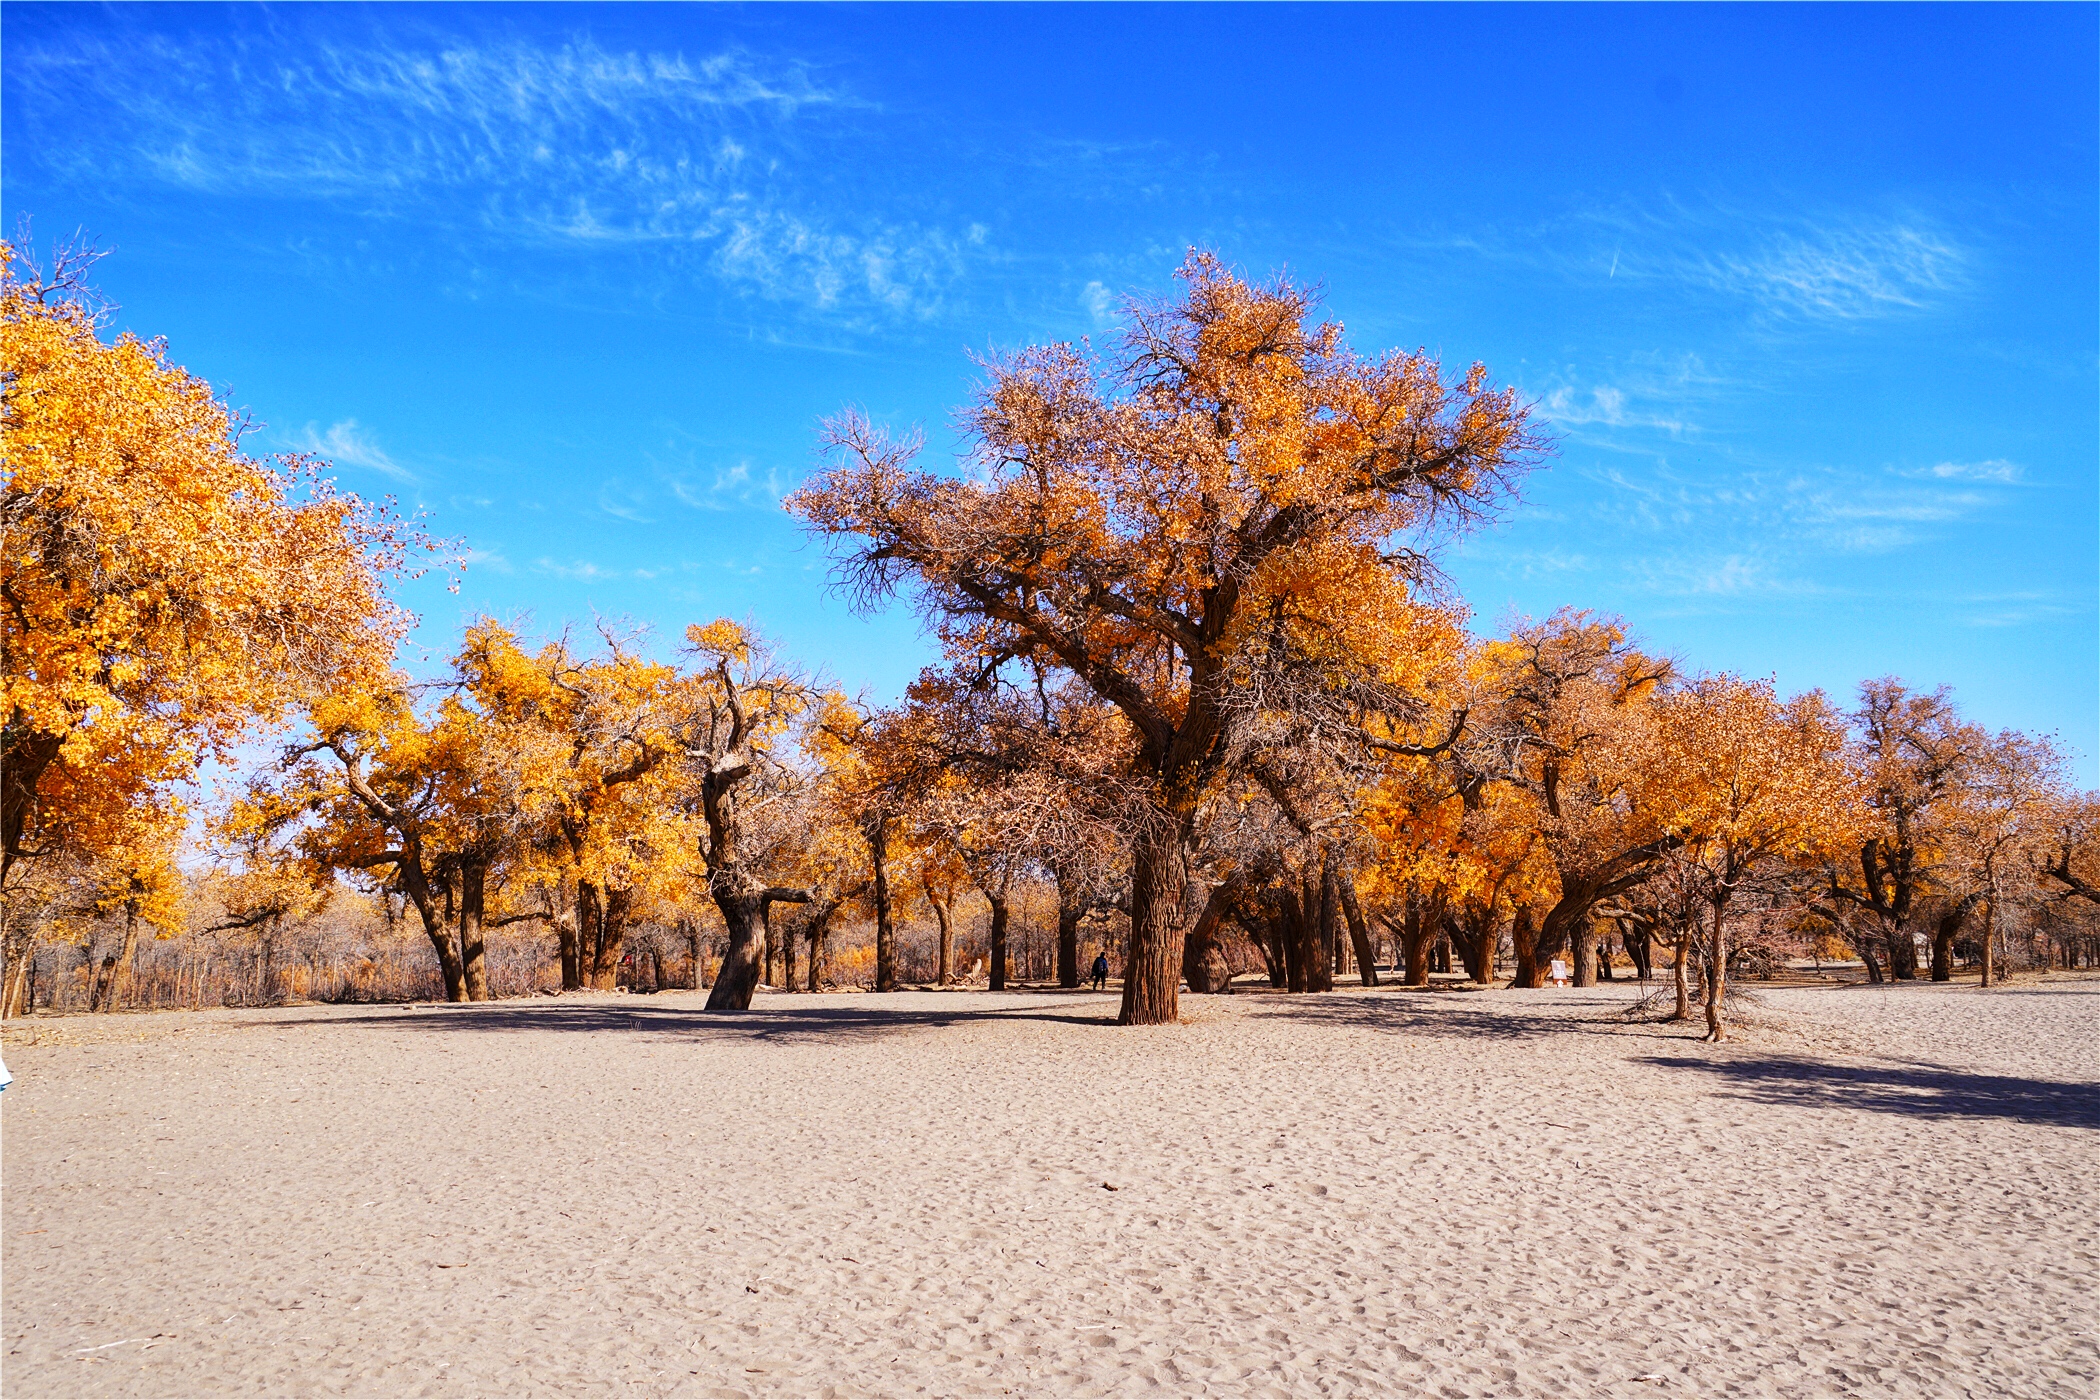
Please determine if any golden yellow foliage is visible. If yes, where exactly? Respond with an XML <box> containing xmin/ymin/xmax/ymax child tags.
<box><xmin>0</xmin><ymin>240</ymin><xmax>427</xmax><ymax>897</ymax></box>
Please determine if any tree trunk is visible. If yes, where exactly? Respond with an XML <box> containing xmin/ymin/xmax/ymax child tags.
<box><xmin>684</xmin><ymin>918</ymin><xmax>704</xmax><ymax>990</ymax></box>
<box><xmin>805</xmin><ymin>899</ymin><xmax>842</xmax><ymax>992</ymax></box>
<box><xmin>1445</xmin><ymin>913</ymin><xmax>1485</xmax><ymax>984</ymax></box>
<box><xmin>1705</xmin><ymin>895</ymin><xmax>1730</xmax><ymax>1041</ymax></box>
<box><xmin>1338</xmin><ymin>873</ymin><xmax>1380</xmax><ymax>987</ymax></box>
<box><xmin>1278</xmin><ymin>887</ymin><xmax>1309</xmax><ymax>993</ymax></box>
<box><xmin>1979</xmin><ymin>894</ymin><xmax>1997</xmax><ymax>988</ymax></box>
<box><xmin>1314</xmin><ymin>859</ymin><xmax>1339</xmax><ymax>992</ymax></box>
<box><xmin>459</xmin><ymin>859</ymin><xmax>490</xmax><ymax>1002</ymax></box>
<box><xmin>1448</xmin><ymin>908</ymin><xmax>1499</xmax><ymax>985</ymax></box>
<box><xmin>1401</xmin><ymin>907</ymin><xmax>1435</xmax><ymax>987</ymax></box>
<box><xmin>565</xmin><ymin>881</ymin><xmax>599</xmax><ymax>992</ymax></box>
<box><xmin>1511</xmin><ymin>906</ymin><xmax>1546</xmax><ymax>989</ymax></box>
<box><xmin>588</xmin><ymin>887</ymin><xmax>633</xmax><ymax>991</ymax></box>
<box><xmin>987</xmin><ymin>889</ymin><xmax>1010</xmax><ymax>991</ymax></box>
<box><xmin>90</xmin><ymin>955</ymin><xmax>118</xmax><ymax>1012</ymax></box>
<box><xmin>1620</xmin><ymin>918</ymin><xmax>1654</xmax><ymax>980</ymax></box>
<box><xmin>1886</xmin><ymin>924</ymin><xmax>1919</xmax><ymax>980</ymax></box>
<box><xmin>780</xmin><ymin>904</ymin><xmax>798</xmax><ymax>991</ymax></box>
<box><xmin>1528</xmin><ymin>894</ymin><xmax>1585</xmax><ymax>988</ymax></box>
<box><xmin>1572</xmin><ymin>918</ymin><xmax>1599</xmax><ymax>987</ymax></box>
<box><xmin>870</xmin><ymin>818</ymin><xmax>896</xmax><ymax>993</ymax></box>
<box><xmin>706</xmin><ymin>888</ymin><xmax>768</xmax><ymax>1010</ymax></box>
<box><xmin>92</xmin><ymin>901</ymin><xmax>145</xmax><ymax>1012</ymax></box>
<box><xmin>1931</xmin><ymin>896</ymin><xmax>1979</xmax><ymax>983</ymax></box>
<box><xmin>1</xmin><ymin>905</ymin><xmax>38</xmax><ymax>1019</ymax></box>
<box><xmin>1119</xmin><ymin>827</ymin><xmax>1186</xmax><ymax>1025</ymax></box>
<box><xmin>1671</xmin><ymin>922</ymin><xmax>1693</xmax><ymax>1021</ymax></box>
<box><xmin>1056</xmin><ymin>897</ymin><xmax>1082</xmax><ymax>989</ymax></box>
<box><xmin>926</xmin><ymin>881</ymin><xmax>955</xmax><ymax>985</ymax></box>
<box><xmin>1181</xmin><ymin>884</ymin><xmax>1235</xmax><ymax>994</ymax></box>
<box><xmin>407</xmin><ymin>879</ymin><xmax>466</xmax><ymax>1003</ymax></box>
<box><xmin>1250</xmin><ymin>915</ymin><xmax>1286</xmax><ymax>987</ymax></box>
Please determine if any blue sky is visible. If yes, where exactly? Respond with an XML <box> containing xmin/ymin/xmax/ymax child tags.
<box><xmin>7</xmin><ymin>3</ymin><xmax>2096</xmax><ymax>777</ymax></box>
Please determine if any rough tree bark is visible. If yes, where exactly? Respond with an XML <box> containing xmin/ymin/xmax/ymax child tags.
<box><xmin>401</xmin><ymin>869</ymin><xmax>465</xmax><ymax>1002</ymax></box>
<box><xmin>1930</xmin><ymin>893</ymin><xmax>1982</xmax><ymax>982</ymax></box>
<box><xmin>869</xmin><ymin>817</ymin><xmax>896</xmax><ymax>993</ymax></box>
<box><xmin>1052</xmin><ymin>868</ymin><xmax>1089</xmax><ymax>990</ymax></box>
<box><xmin>924</xmin><ymin>877</ymin><xmax>955</xmax><ymax>985</ymax></box>
<box><xmin>1443</xmin><ymin>908</ymin><xmax>1498</xmax><ymax>985</ymax></box>
<box><xmin>1618</xmin><ymin>917</ymin><xmax>1654</xmax><ymax>980</ymax></box>
<box><xmin>1572</xmin><ymin>918</ymin><xmax>1599</xmax><ymax>987</ymax></box>
<box><xmin>1180</xmin><ymin>884</ymin><xmax>1236</xmax><ymax>994</ymax></box>
<box><xmin>803</xmin><ymin>897</ymin><xmax>847</xmax><ymax>991</ymax></box>
<box><xmin>1338</xmin><ymin>874</ymin><xmax>1380</xmax><ymax>987</ymax></box>
<box><xmin>705</xmin><ymin>883</ymin><xmax>811</xmax><ymax>1011</ymax></box>
<box><xmin>1510</xmin><ymin>906</ymin><xmax>1548</xmax><ymax>989</ymax></box>
<box><xmin>1671</xmin><ymin>919</ymin><xmax>1694</xmax><ymax>1022</ymax></box>
<box><xmin>987</xmin><ymin>884</ymin><xmax>1011</xmax><ymax>991</ymax></box>
<box><xmin>587</xmin><ymin>887</ymin><xmax>634</xmax><ymax>991</ymax></box>
<box><xmin>1308</xmin><ymin>862</ymin><xmax>1337</xmax><ymax>994</ymax></box>
<box><xmin>458</xmin><ymin>858</ymin><xmax>490</xmax><ymax>1002</ymax></box>
<box><xmin>1119</xmin><ymin>828</ymin><xmax>1189</xmax><ymax>1024</ymax></box>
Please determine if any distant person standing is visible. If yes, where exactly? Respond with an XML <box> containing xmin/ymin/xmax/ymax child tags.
<box><xmin>1549</xmin><ymin>957</ymin><xmax>1570</xmax><ymax>988</ymax></box>
<box><xmin>1090</xmin><ymin>953</ymin><xmax>1110</xmax><ymax>991</ymax></box>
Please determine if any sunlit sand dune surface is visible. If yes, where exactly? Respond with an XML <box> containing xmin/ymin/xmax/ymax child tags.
<box><xmin>5</xmin><ymin>980</ymin><xmax>2096</xmax><ymax>1398</ymax></box>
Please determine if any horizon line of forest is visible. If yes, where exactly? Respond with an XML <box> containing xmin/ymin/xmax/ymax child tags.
<box><xmin>6</xmin><ymin>235</ymin><xmax>2098</xmax><ymax>1038</ymax></box>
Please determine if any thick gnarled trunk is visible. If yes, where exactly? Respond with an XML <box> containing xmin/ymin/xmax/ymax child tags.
<box><xmin>587</xmin><ymin>887</ymin><xmax>633</xmax><ymax>991</ymax></box>
<box><xmin>1055</xmin><ymin>896</ymin><xmax>1082</xmax><ymax>989</ymax></box>
<box><xmin>1119</xmin><ymin>828</ymin><xmax>1186</xmax><ymax>1025</ymax></box>
<box><xmin>1181</xmin><ymin>884</ymin><xmax>1235</xmax><ymax>994</ymax></box>
<box><xmin>707</xmin><ymin>888</ymin><xmax>768</xmax><ymax>1010</ymax></box>
<box><xmin>1572</xmin><ymin>919</ymin><xmax>1599</xmax><ymax>987</ymax></box>
<box><xmin>1510</xmin><ymin>906</ymin><xmax>1547</xmax><ymax>989</ymax></box>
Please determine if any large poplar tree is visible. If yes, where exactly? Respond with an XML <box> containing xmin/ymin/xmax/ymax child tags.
<box><xmin>792</xmin><ymin>253</ymin><xmax>1542</xmax><ymax>1024</ymax></box>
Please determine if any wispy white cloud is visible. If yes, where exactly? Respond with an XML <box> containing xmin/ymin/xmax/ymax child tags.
<box><xmin>1537</xmin><ymin>384</ymin><xmax>1687</xmax><ymax>434</ymax></box>
<box><xmin>13</xmin><ymin>29</ymin><xmax>978</xmax><ymax>321</ymax></box>
<box><xmin>596</xmin><ymin>479</ymin><xmax>654</xmax><ymax>523</ymax></box>
<box><xmin>1697</xmin><ymin>223</ymin><xmax>1963</xmax><ymax>322</ymax></box>
<box><xmin>1908</xmin><ymin>458</ymin><xmax>2023</xmax><ymax>484</ymax></box>
<box><xmin>1635</xmin><ymin>553</ymin><xmax>1790</xmax><ymax>598</ymax></box>
<box><xmin>294</xmin><ymin>418</ymin><xmax>416</xmax><ymax>483</ymax></box>
<box><xmin>1450</xmin><ymin>199</ymin><xmax>1973</xmax><ymax>326</ymax></box>
<box><xmin>1080</xmin><ymin>280</ymin><xmax>1115</xmax><ymax>327</ymax></box>
<box><xmin>534</xmin><ymin>557</ymin><xmax>616</xmax><ymax>582</ymax></box>
<box><xmin>665</xmin><ymin>459</ymin><xmax>790</xmax><ymax>511</ymax></box>
<box><xmin>461</xmin><ymin>546</ymin><xmax>512</xmax><ymax>575</ymax></box>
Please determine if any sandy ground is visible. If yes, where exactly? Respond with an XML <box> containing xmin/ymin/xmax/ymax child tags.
<box><xmin>3</xmin><ymin>977</ymin><xmax>2096</xmax><ymax>1398</ymax></box>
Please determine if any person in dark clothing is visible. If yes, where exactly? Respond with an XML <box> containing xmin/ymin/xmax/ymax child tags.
<box><xmin>1090</xmin><ymin>953</ymin><xmax>1110</xmax><ymax>991</ymax></box>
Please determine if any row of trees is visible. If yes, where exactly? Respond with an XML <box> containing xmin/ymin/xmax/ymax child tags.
<box><xmin>7</xmin><ymin>241</ymin><xmax>2098</xmax><ymax>1039</ymax></box>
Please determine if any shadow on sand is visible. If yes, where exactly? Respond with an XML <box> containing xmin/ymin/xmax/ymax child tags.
<box><xmin>256</xmin><ymin>994</ymin><xmax>1120</xmax><ymax>1044</ymax></box>
<box><xmin>1233</xmin><ymin>985</ymin><xmax>1648</xmax><ymax>1043</ymax></box>
<box><xmin>1638</xmin><ymin>1053</ymin><xmax>2100</xmax><ymax>1131</ymax></box>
